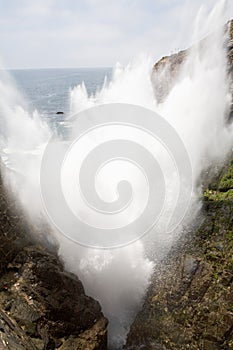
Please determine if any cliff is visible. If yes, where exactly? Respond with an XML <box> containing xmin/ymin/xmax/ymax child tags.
<box><xmin>152</xmin><ymin>20</ymin><xmax>233</xmax><ymax>106</ymax></box>
<box><xmin>125</xmin><ymin>20</ymin><xmax>233</xmax><ymax>350</ymax></box>
<box><xmin>1</xmin><ymin>19</ymin><xmax>233</xmax><ymax>350</ymax></box>
<box><xmin>0</xmin><ymin>171</ymin><xmax>108</xmax><ymax>350</ymax></box>
<box><xmin>125</xmin><ymin>164</ymin><xmax>233</xmax><ymax>349</ymax></box>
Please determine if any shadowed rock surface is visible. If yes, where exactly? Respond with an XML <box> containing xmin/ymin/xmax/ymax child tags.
<box><xmin>0</xmin><ymin>171</ymin><xmax>108</xmax><ymax>350</ymax></box>
<box><xmin>125</xmin><ymin>20</ymin><xmax>233</xmax><ymax>350</ymax></box>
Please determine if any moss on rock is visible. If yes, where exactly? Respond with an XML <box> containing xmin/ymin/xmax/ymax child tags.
<box><xmin>125</xmin><ymin>159</ymin><xmax>233</xmax><ymax>350</ymax></box>
<box><xmin>125</xmin><ymin>21</ymin><xmax>233</xmax><ymax>350</ymax></box>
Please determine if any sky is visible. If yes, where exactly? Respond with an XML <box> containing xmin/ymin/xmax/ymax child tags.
<box><xmin>0</xmin><ymin>0</ymin><xmax>232</xmax><ymax>69</ymax></box>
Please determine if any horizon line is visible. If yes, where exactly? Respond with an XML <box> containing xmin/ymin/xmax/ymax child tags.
<box><xmin>6</xmin><ymin>66</ymin><xmax>113</xmax><ymax>71</ymax></box>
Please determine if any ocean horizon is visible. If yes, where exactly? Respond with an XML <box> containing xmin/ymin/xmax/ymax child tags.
<box><xmin>9</xmin><ymin>67</ymin><xmax>112</xmax><ymax>120</ymax></box>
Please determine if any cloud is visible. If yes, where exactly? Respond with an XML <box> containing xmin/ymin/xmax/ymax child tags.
<box><xmin>0</xmin><ymin>0</ymin><xmax>232</xmax><ymax>68</ymax></box>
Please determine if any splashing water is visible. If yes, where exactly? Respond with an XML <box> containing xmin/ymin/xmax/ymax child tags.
<box><xmin>0</xmin><ymin>1</ymin><xmax>233</xmax><ymax>349</ymax></box>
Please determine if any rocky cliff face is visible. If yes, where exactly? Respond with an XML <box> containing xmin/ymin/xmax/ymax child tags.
<box><xmin>1</xmin><ymin>20</ymin><xmax>233</xmax><ymax>350</ymax></box>
<box><xmin>125</xmin><ymin>172</ymin><xmax>233</xmax><ymax>349</ymax></box>
<box><xmin>153</xmin><ymin>20</ymin><xmax>233</xmax><ymax>106</ymax></box>
<box><xmin>125</xmin><ymin>20</ymin><xmax>233</xmax><ymax>350</ymax></box>
<box><xmin>0</xmin><ymin>171</ymin><xmax>108</xmax><ymax>350</ymax></box>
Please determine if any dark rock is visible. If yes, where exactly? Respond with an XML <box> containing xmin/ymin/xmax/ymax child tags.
<box><xmin>0</xmin><ymin>168</ymin><xmax>108</xmax><ymax>349</ymax></box>
<box><xmin>0</xmin><ymin>245</ymin><xmax>108</xmax><ymax>349</ymax></box>
<box><xmin>59</xmin><ymin>317</ymin><xmax>108</xmax><ymax>350</ymax></box>
<box><xmin>125</xmin><ymin>20</ymin><xmax>233</xmax><ymax>350</ymax></box>
<box><xmin>125</xmin><ymin>162</ymin><xmax>233</xmax><ymax>350</ymax></box>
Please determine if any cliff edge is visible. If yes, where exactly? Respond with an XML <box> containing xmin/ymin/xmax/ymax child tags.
<box><xmin>125</xmin><ymin>20</ymin><xmax>233</xmax><ymax>350</ymax></box>
<box><xmin>0</xmin><ymin>170</ymin><xmax>108</xmax><ymax>350</ymax></box>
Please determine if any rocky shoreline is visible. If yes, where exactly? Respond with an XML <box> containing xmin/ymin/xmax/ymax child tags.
<box><xmin>124</xmin><ymin>19</ymin><xmax>233</xmax><ymax>350</ymax></box>
<box><xmin>0</xmin><ymin>172</ymin><xmax>108</xmax><ymax>350</ymax></box>
<box><xmin>125</xmin><ymin>161</ymin><xmax>233</xmax><ymax>349</ymax></box>
<box><xmin>0</xmin><ymin>19</ymin><xmax>232</xmax><ymax>350</ymax></box>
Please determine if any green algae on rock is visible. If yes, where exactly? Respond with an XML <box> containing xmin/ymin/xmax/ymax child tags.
<box><xmin>125</xmin><ymin>19</ymin><xmax>233</xmax><ymax>350</ymax></box>
<box><xmin>125</xmin><ymin>159</ymin><xmax>233</xmax><ymax>350</ymax></box>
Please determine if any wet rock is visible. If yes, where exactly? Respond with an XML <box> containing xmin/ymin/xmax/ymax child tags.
<box><xmin>125</xmin><ymin>24</ymin><xmax>233</xmax><ymax>348</ymax></box>
<box><xmin>125</xmin><ymin>160</ymin><xmax>233</xmax><ymax>349</ymax></box>
<box><xmin>0</xmin><ymin>169</ymin><xmax>108</xmax><ymax>349</ymax></box>
<box><xmin>182</xmin><ymin>254</ymin><xmax>199</xmax><ymax>279</ymax></box>
<box><xmin>59</xmin><ymin>317</ymin><xmax>108</xmax><ymax>350</ymax></box>
<box><xmin>0</xmin><ymin>246</ymin><xmax>108</xmax><ymax>349</ymax></box>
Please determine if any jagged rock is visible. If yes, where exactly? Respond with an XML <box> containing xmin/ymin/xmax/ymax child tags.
<box><xmin>125</xmin><ymin>178</ymin><xmax>233</xmax><ymax>349</ymax></box>
<box><xmin>152</xmin><ymin>49</ymin><xmax>187</xmax><ymax>102</ymax></box>
<box><xmin>59</xmin><ymin>317</ymin><xmax>108</xmax><ymax>350</ymax></box>
<box><xmin>0</xmin><ymin>171</ymin><xmax>35</xmax><ymax>276</ymax></box>
<box><xmin>125</xmin><ymin>20</ymin><xmax>233</xmax><ymax>350</ymax></box>
<box><xmin>0</xmin><ymin>169</ymin><xmax>108</xmax><ymax>349</ymax></box>
<box><xmin>0</xmin><ymin>246</ymin><xmax>108</xmax><ymax>349</ymax></box>
<box><xmin>152</xmin><ymin>19</ymin><xmax>233</xmax><ymax>105</ymax></box>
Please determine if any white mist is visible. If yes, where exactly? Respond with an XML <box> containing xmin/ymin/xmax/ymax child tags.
<box><xmin>0</xmin><ymin>1</ymin><xmax>232</xmax><ymax>349</ymax></box>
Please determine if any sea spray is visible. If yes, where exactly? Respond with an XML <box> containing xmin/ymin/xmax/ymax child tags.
<box><xmin>0</xmin><ymin>68</ymin><xmax>51</xmax><ymax>217</ymax></box>
<box><xmin>60</xmin><ymin>1</ymin><xmax>232</xmax><ymax>348</ymax></box>
<box><xmin>0</xmin><ymin>1</ymin><xmax>232</xmax><ymax>350</ymax></box>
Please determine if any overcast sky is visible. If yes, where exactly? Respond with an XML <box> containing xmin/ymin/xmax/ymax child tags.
<box><xmin>0</xmin><ymin>0</ymin><xmax>232</xmax><ymax>69</ymax></box>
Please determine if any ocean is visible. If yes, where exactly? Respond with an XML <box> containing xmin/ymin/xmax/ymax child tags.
<box><xmin>10</xmin><ymin>68</ymin><xmax>112</xmax><ymax>126</ymax></box>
